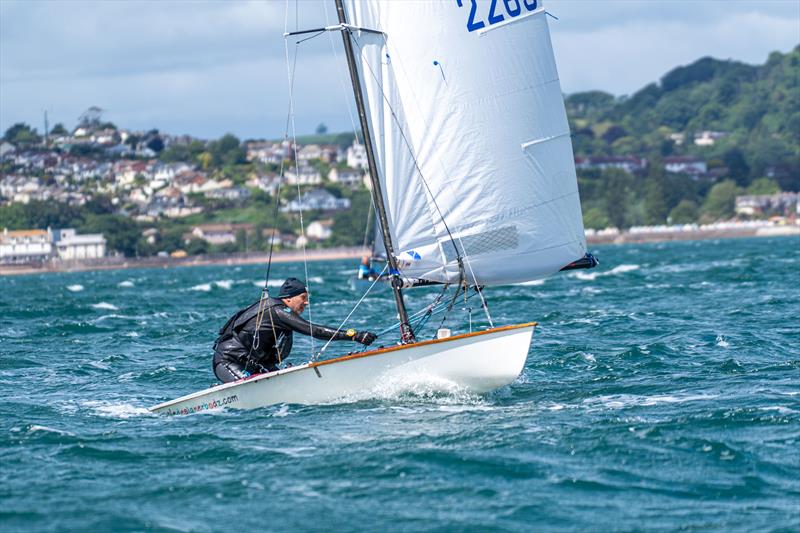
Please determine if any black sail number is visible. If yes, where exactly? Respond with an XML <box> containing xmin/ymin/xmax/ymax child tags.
<box><xmin>457</xmin><ymin>0</ymin><xmax>538</xmax><ymax>33</ymax></box>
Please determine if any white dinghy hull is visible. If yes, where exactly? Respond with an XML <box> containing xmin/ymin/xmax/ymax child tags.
<box><xmin>150</xmin><ymin>323</ymin><xmax>535</xmax><ymax>415</ymax></box>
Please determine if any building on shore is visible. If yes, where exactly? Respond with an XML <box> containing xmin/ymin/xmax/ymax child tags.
<box><xmin>52</xmin><ymin>229</ymin><xmax>107</xmax><ymax>260</ymax></box>
<box><xmin>0</xmin><ymin>227</ymin><xmax>105</xmax><ymax>264</ymax></box>
<box><xmin>0</xmin><ymin>229</ymin><xmax>52</xmax><ymax>264</ymax></box>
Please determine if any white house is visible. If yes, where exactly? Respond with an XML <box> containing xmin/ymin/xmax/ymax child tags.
<box><xmin>694</xmin><ymin>131</ymin><xmax>728</xmax><ymax>147</ymax></box>
<box><xmin>574</xmin><ymin>156</ymin><xmax>647</xmax><ymax>174</ymax></box>
<box><xmin>282</xmin><ymin>189</ymin><xmax>351</xmax><ymax>213</ymax></box>
<box><xmin>52</xmin><ymin>228</ymin><xmax>106</xmax><ymax>260</ymax></box>
<box><xmin>0</xmin><ymin>228</ymin><xmax>52</xmax><ymax>264</ymax></box>
<box><xmin>285</xmin><ymin>165</ymin><xmax>322</xmax><ymax>186</ymax></box>
<box><xmin>664</xmin><ymin>156</ymin><xmax>707</xmax><ymax>175</ymax></box>
<box><xmin>346</xmin><ymin>142</ymin><xmax>368</xmax><ymax>170</ymax></box>
<box><xmin>306</xmin><ymin>219</ymin><xmax>334</xmax><ymax>240</ymax></box>
<box><xmin>328</xmin><ymin>167</ymin><xmax>365</xmax><ymax>188</ymax></box>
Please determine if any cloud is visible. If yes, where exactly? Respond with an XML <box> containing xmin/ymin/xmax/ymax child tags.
<box><xmin>1</xmin><ymin>0</ymin><xmax>798</xmax><ymax>138</ymax></box>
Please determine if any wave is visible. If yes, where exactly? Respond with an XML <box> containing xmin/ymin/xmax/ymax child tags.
<box><xmin>91</xmin><ymin>302</ymin><xmax>119</xmax><ymax>311</ymax></box>
<box><xmin>82</xmin><ymin>400</ymin><xmax>153</xmax><ymax>419</ymax></box>
<box><xmin>572</xmin><ymin>264</ymin><xmax>640</xmax><ymax>281</ymax></box>
<box><xmin>118</xmin><ymin>280</ymin><xmax>135</xmax><ymax>288</ymax></box>
<box><xmin>66</xmin><ymin>284</ymin><xmax>84</xmax><ymax>292</ymax></box>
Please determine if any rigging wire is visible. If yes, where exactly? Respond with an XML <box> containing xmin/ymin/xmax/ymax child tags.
<box><xmin>312</xmin><ymin>262</ymin><xmax>389</xmax><ymax>361</ymax></box>
<box><xmin>283</xmin><ymin>0</ymin><xmax>315</xmax><ymax>354</ymax></box>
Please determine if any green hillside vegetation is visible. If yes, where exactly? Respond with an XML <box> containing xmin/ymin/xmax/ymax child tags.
<box><xmin>570</xmin><ymin>46</ymin><xmax>799</xmax><ymax>229</ymax></box>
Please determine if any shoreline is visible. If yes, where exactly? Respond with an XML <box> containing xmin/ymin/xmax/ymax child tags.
<box><xmin>1</xmin><ymin>225</ymin><xmax>798</xmax><ymax>277</ymax></box>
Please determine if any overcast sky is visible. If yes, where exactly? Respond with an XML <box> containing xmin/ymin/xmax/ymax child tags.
<box><xmin>1</xmin><ymin>0</ymin><xmax>798</xmax><ymax>140</ymax></box>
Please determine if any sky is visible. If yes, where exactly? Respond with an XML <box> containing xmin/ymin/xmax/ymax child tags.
<box><xmin>1</xmin><ymin>0</ymin><xmax>798</xmax><ymax>140</ymax></box>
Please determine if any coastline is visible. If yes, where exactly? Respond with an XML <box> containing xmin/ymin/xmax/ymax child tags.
<box><xmin>1</xmin><ymin>224</ymin><xmax>797</xmax><ymax>277</ymax></box>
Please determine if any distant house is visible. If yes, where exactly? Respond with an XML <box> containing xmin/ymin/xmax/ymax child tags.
<box><xmin>306</xmin><ymin>219</ymin><xmax>334</xmax><ymax>240</ymax></box>
<box><xmin>328</xmin><ymin>167</ymin><xmax>365</xmax><ymax>188</ymax></box>
<box><xmin>285</xmin><ymin>165</ymin><xmax>322</xmax><ymax>186</ymax></box>
<box><xmin>52</xmin><ymin>228</ymin><xmax>106</xmax><ymax>260</ymax></box>
<box><xmin>187</xmin><ymin>223</ymin><xmax>254</xmax><ymax>245</ymax></box>
<box><xmin>247</xmin><ymin>173</ymin><xmax>280</xmax><ymax>195</ymax></box>
<box><xmin>297</xmin><ymin>144</ymin><xmax>323</xmax><ymax>163</ymax></box>
<box><xmin>0</xmin><ymin>228</ymin><xmax>52</xmax><ymax>264</ymax></box>
<box><xmin>694</xmin><ymin>131</ymin><xmax>728</xmax><ymax>147</ymax></box>
<box><xmin>0</xmin><ymin>141</ymin><xmax>15</xmax><ymax>159</ymax></box>
<box><xmin>663</xmin><ymin>156</ymin><xmax>707</xmax><ymax>176</ymax></box>
<box><xmin>282</xmin><ymin>189</ymin><xmax>351</xmax><ymax>213</ymax></box>
<box><xmin>574</xmin><ymin>156</ymin><xmax>647</xmax><ymax>174</ymax></box>
<box><xmin>735</xmin><ymin>192</ymin><xmax>798</xmax><ymax>217</ymax></box>
<box><xmin>246</xmin><ymin>141</ymin><xmax>290</xmax><ymax>164</ymax></box>
<box><xmin>346</xmin><ymin>142</ymin><xmax>368</xmax><ymax>170</ymax></box>
<box><xmin>204</xmin><ymin>187</ymin><xmax>251</xmax><ymax>201</ymax></box>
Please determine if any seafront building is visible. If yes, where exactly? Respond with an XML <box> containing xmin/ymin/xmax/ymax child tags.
<box><xmin>0</xmin><ymin>227</ymin><xmax>106</xmax><ymax>264</ymax></box>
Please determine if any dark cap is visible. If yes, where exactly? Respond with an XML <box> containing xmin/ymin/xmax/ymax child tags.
<box><xmin>277</xmin><ymin>277</ymin><xmax>307</xmax><ymax>299</ymax></box>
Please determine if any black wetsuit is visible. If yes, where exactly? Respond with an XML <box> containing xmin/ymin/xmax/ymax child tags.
<box><xmin>212</xmin><ymin>297</ymin><xmax>354</xmax><ymax>383</ymax></box>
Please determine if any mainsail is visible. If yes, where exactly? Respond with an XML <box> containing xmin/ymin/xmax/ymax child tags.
<box><xmin>341</xmin><ymin>0</ymin><xmax>587</xmax><ymax>286</ymax></box>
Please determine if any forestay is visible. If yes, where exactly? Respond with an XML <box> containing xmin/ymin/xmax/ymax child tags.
<box><xmin>342</xmin><ymin>0</ymin><xmax>587</xmax><ymax>286</ymax></box>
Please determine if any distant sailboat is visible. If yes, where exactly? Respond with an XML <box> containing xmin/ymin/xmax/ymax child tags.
<box><xmin>151</xmin><ymin>0</ymin><xmax>596</xmax><ymax>415</ymax></box>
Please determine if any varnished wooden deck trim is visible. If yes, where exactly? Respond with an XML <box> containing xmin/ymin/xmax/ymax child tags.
<box><xmin>310</xmin><ymin>322</ymin><xmax>538</xmax><ymax>369</ymax></box>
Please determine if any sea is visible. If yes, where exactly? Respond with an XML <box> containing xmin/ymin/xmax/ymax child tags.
<box><xmin>1</xmin><ymin>236</ymin><xmax>798</xmax><ymax>532</ymax></box>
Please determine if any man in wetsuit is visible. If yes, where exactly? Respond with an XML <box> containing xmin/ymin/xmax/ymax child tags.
<box><xmin>212</xmin><ymin>277</ymin><xmax>377</xmax><ymax>383</ymax></box>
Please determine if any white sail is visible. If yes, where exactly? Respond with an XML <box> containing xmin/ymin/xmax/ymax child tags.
<box><xmin>342</xmin><ymin>0</ymin><xmax>587</xmax><ymax>286</ymax></box>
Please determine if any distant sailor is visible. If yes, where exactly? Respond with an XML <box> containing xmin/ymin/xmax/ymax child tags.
<box><xmin>357</xmin><ymin>255</ymin><xmax>381</xmax><ymax>280</ymax></box>
<box><xmin>212</xmin><ymin>277</ymin><xmax>377</xmax><ymax>383</ymax></box>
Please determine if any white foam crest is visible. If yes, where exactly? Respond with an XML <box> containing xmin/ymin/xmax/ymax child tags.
<box><xmin>118</xmin><ymin>280</ymin><xmax>135</xmax><ymax>288</ymax></box>
<box><xmin>190</xmin><ymin>283</ymin><xmax>212</xmax><ymax>292</ymax></box>
<box><xmin>92</xmin><ymin>302</ymin><xmax>119</xmax><ymax>311</ymax></box>
<box><xmin>66</xmin><ymin>284</ymin><xmax>84</xmax><ymax>292</ymax></box>
<box><xmin>572</xmin><ymin>264</ymin><xmax>640</xmax><ymax>281</ymax></box>
<box><xmin>584</xmin><ymin>393</ymin><xmax>718</xmax><ymax>410</ymax></box>
<box><xmin>27</xmin><ymin>425</ymin><xmax>75</xmax><ymax>436</ymax></box>
<box><xmin>215</xmin><ymin>280</ymin><xmax>233</xmax><ymax>290</ymax></box>
<box><xmin>83</xmin><ymin>400</ymin><xmax>153</xmax><ymax>418</ymax></box>
<box><xmin>715</xmin><ymin>335</ymin><xmax>730</xmax><ymax>348</ymax></box>
<box><xmin>517</xmin><ymin>279</ymin><xmax>546</xmax><ymax>286</ymax></box>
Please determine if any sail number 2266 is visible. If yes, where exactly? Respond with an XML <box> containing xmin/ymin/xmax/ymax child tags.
<box><xmin>457</xmin><ymin>0</ymin><xmax>538</xmax><ymax>32</ymax></box>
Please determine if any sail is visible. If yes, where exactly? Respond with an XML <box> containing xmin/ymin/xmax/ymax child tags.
<box><xmin>342</xmin><ymin>0</ymin><xmax>587</xmax><ymax>286</ymax></box>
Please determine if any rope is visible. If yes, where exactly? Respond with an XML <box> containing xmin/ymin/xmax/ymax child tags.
<box><xmin>312</xmin><ymin>262</ymin><xmax>389</xmax><ymax>361</ymax></box>
<box><xmin>283</xmin><ymin>4</ymin><xmax>315</xmax><ymax>355</ymax></box>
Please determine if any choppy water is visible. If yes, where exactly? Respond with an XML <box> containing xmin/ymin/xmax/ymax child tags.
<box><xmin>2</xmin><ymin>237</ymin><xmax>799</xmax><ymax>531</ymax></box>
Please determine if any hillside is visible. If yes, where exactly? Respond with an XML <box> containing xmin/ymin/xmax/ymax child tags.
<box><xmin>567</xmin><ymin>46</ymin><xmax>799</xmax><ymax>192</ymax></box>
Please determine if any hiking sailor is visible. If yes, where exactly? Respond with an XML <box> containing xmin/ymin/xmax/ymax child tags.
<box><xmin>212</xmin><ymin>277</ymin><xmax>377</xmax><ymax>383</ymax></box>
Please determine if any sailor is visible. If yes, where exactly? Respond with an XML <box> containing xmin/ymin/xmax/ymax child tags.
<box><xmin>357</xmin><ymin>255</ymin><xmax>380</xmax><ymax>280</ymax></box>
<box><xmin>212</xmin><ymin>277</ymin><xmax>377</xmax><ymax>383</ymax></box>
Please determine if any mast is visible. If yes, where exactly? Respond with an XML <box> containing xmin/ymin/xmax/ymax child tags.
<box><xmin>335</xmin><ymin>0</ymin><xmax>415</xmax><ymax>343</ymax></box>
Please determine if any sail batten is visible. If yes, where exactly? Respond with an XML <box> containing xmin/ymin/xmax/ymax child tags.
<box><xmin>343</xmin><ymin>0</ymin><xmax>588</xmax><ymax>285</ymax></box>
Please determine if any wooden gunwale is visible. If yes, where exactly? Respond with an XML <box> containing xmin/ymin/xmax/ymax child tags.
<box><xmin>310</xmin><ymin>321</ymin><xmax>538</xmax><ymax>368</ymax></box>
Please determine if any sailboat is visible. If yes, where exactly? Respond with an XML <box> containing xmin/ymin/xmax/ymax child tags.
<box><xmin>150</xmin><ymin>0</ymin><xmax>596</xmax><ymax>415</ymax></box>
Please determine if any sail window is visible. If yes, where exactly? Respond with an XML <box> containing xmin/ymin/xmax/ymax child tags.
<box><xmin>442</xmin><ymin>225</ymin><xmax>519</xmax><ymax>263</ymax></box>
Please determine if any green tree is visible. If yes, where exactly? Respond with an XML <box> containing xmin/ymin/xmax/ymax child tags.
<box><xmin>701</xmin><ymin>180</ymin><xmax>741</xmax><ymax>220</ymax></box>
<box><xmin>602</xmin><ymin>169</ymin><xmax>634</xmax><ymax>228</ymax></box>
<box><xmin>643</xmin><ymin>176</ymin><xmax>669</xmax><ymax>224</ymax></box>
<box><xmin>4</xmin><ymin>123</ymin><xmax>41</xmax><ymax>145</ymax></box>
<box><xmin>50</xmin><ymin>123</ymin><xmax>68</xmax><ymax>136</ymax></box>
<box><xmin>583</xmin><ymin>207</ymin><xmax>610</xmax><ymax>230</ymax></box>
<box><xmin>79</xmin><ymin>214</ymin><xmax>140</xmax><ymax>257</ymax></box>
<box><xmin>746</xmin><ymin>178</ymin><xmax>781</xmax><ymax>195</ymax></box>
<box><xmin>668</xmin><ymin>200</ymin><xmax>699</xmax><ymax>224</ymax></box>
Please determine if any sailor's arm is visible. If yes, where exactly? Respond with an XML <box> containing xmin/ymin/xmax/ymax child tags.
<box><xmin>272</xmin><ymin>307</ymin><xmax>377</xmax><ymax>345</ymax></box>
